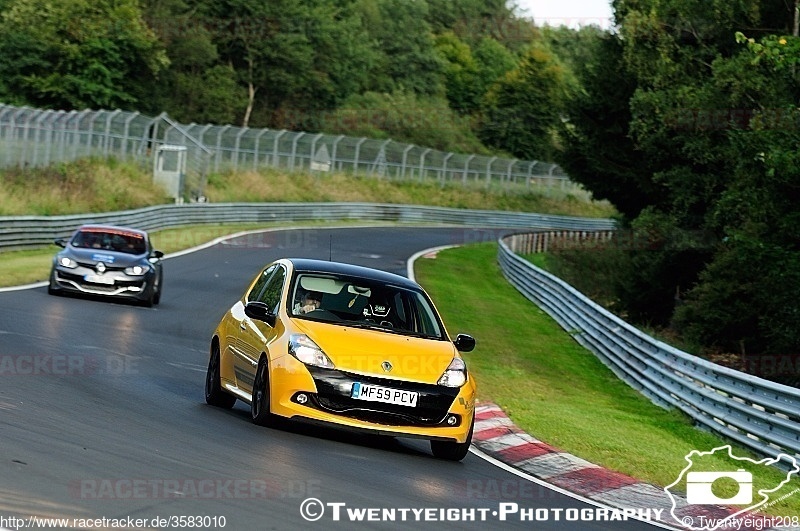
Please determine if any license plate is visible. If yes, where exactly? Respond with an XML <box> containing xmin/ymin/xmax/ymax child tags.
<box><xmin>351</xmin><ymin>382</ymin><xmax>418</xmax><ymax>407</ymax></box>
<box><xmin>84</xmin><ymin>274</ymin><xmax>115</xmax><ymax>285</ymax></box>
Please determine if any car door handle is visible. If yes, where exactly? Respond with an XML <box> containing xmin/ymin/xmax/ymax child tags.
<box><xmin>240</xmin><ymin>322</ymin><xmax>246</xmax><ymax>330</ymax></box>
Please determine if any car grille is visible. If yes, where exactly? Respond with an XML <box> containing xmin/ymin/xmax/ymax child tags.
<box><xmin>305</xmin><ymin>367</ymin><xmax>459</xmax><ymax>427</ymax></box>
<box><xmin>56</xmin><ymin>270</ymin><xmax>143</xmax><ymax>292</ymax></box>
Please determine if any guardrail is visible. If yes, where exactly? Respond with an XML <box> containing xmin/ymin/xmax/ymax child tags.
<box><xmin>0</xmin><ymin>202</ymin><xmax>616</xmax><ymax>252</ymax></box>
<box><xmin>499</xmin><ymin>233</ymin><xmax>800</xmax><ymax>461</ymax></box>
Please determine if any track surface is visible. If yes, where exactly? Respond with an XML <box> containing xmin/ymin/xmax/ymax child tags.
<box><xmin>0</xmin><ymin>227</ymin><xmax>655</xmax><ymax>529</ymax></box>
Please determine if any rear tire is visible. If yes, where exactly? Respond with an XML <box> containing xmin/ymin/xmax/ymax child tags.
<box><xmin>430</xmin><ymin>412</ymin><xmax>474</xmax><ymax>461</ymax></box>
<box><xmin>205</xmin><ymin>343</ymin><xmax>236</xmax><ymax>409</ymax></box>
<box><xmin>251</xmin><ymin>356</ymin><xmax>276</xmax><ymax>427</ymax></box>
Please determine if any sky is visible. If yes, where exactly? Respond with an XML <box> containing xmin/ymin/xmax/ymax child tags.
<box><xmin>512</xmin><ymin>0</ymin><xmax>614</xmax><ymax>29</ymax></box>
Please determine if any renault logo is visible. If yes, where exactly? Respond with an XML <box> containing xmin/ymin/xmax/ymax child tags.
<box><xmin>381</xmin><ymin>361</ymin><xmax>393</xmax><ymax>373</ymax></box>
<box><xmin>96</xmin><ymin>262</ymin><xmax>106</xmax><ymax>273</ymax></box>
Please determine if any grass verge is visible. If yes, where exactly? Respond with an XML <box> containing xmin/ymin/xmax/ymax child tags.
<box><xmin>414</xmin><ymin>243</ymin><xmax>800</xmax><ymax>515</ymax></box>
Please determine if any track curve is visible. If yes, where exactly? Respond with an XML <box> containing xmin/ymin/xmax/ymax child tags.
<box><xmin>0</xmin><ymin>226</ymin><xmax>655</xmax><ymax>529</ymax></box>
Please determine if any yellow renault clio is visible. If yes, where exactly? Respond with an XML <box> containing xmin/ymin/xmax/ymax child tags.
<box><xmin>206</xmin><ymin>258</ymin><xmax>477</xmax><ymax>460</ymax></box>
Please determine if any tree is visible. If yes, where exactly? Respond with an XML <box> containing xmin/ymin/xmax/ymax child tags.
<box><xmin>359</xmin><ymin>0</ymin><xmax>444</xmax><ymax>96</ymax></box>
<box><xmin>479</xmin><ymin>44</ymin><xmax>569</xmax><ymax>160</ymax></box>
<box><xmin>557</xmin><ymin>0</ymin><xmax>800</xmax><ymax>357</ymax></box>
<box><xmin>198</xmin><ymin>0</ymin><xmax>315</xmax><ymax>127</ymax></box>
<box><xmin>435</xmin><ymin>32</ymin><xmax>482</xmax><ymax>112</ymax></box>
<box><xmin>0</xmin><ymin>0</ymin><xmax>168</xmax><ymax>109</ymax></box>
<box><xmin>556</xmin><ymin>32</ymin><xmax>663</xmax><ymax>220</ymax></box>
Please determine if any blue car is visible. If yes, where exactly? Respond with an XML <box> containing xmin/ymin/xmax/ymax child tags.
<box><xmin>48</xmin><ymin>224</ymin><xmax>164</xmax><ymax>306</ymax></box>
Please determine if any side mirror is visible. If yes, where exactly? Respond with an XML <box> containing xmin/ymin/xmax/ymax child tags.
<box><xmin>54</xmin><ymin>238</ymin><xmax>67</xmax><ymax>248</ymax></box>
<box><xmin>454</xmin><ymin>334</ymin><xmax>476</xmax><ymax>353</ymax></box>
<box><xmin>244</xmin><ymin>301</ymin><xmax>277</xmax><ymax>327</ymax></box>
<box><xmin>150</xmin><ymin>250</ymin><xmax>164</xmax><ymax>263</ymax></box>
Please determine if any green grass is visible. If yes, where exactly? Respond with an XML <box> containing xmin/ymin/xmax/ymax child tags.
<box><xmin>0</xmin><ymin>158</ymin><xmax>616</xmax><ymax>218</ymax></box>
<box><xmin>415</xmin><ymin>243</ymin><xmax>800</xmax><ymax>515</ymax></box>
<box><xmin>0</xmin><ymin>158</ymin><xmax>170</xmax><ymax>215</ymax></box>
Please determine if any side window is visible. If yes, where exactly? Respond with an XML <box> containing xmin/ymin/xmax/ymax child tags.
<box><xmin>247</xmin><ymin>265</ymin><xmax>276</xmax><ymax>303</ymax></box>
<box><xmin>257</xmin><ymin>265</ymin><xmax>286</xmax><ymax>314</ymax></box>
<box><xmin>411</xmin><ymin>292</ymin><xmax>443</xmax><ymax>338</ymax></box>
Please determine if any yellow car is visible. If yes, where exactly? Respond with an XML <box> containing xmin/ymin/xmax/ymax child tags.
<box><xmin>205</xmin><ymin>258</ymin><xmax>477</xmax><ymax>460</ymax></box>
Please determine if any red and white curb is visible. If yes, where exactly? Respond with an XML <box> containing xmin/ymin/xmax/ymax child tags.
<box><xmin>472</xmin><ymin>402</ymin><xmax>793</xmax><ymax>531</ymax></box>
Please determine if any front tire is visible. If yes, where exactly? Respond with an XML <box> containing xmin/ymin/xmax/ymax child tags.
<box><xmin>205</xmin><ymin>343</ymin><xmax>236</xmax><ymax>409</ymax></box>
<box><xmin>251</xmin><ymin>356</ymin><xmax>276</xmax><ymax>427</ymax></box>
<box><xmin>152</xmin><ymin>272</ymin><xmax>162</xmax><ymax>305</ymax></box>
<box><xmin>47</xmin><ymin>269</ymin><xmax>59</xmax><ymax>295</ymax></box>
<box><xmin>430</xmin><ymin>412</ymin><xmax>474</xmax><ymax>461</ymax></box>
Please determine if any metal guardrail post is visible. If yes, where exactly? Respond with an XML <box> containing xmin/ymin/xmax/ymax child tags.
<box><xmin>214</xmin><ymin>125</ymin><xmax>231</xmax><ymax>173</ymax></box>
<box><xmin>331</xmin><ymin>135</ymin><xmax>344</xmax><ymax>172</ymax></box>
<box><xmin>485</xmin><ymin>156</ymin><xmax>496</xmax><ymax>189</ymax></box>
<box><xmin>353</xmin><ymin>138</ymin><xmax>366</xmax><ymax>174</ymax></box>
<box><xmin>233</xmin><ymin>127</ymin><xmax>248</xmax><ymax>171</ymax></box>
<box><xmin>103</xmin><ymin>109</ymin><xmax>122</xmax><ymax>156</ymax></box>
<box><xmin>419</xmin><ymin>148</ymin><xmax>431</xmax><ymax>183</ymax></box>
<box><xmin>463</xmin><ymin>155</ymin><xmax>475</xmax><ymax>184</ymax></box>
<box><xmin>401</xmin><ymin>144</ymin><xmax>414</xmax><ymax>179</ymax></box>
<box><xmin>253</xmin><ymin>129</ymin><xmax>269</xmax><ymax>169</ymax></box>
<box><xmin>272</xmin><ymin>130</ymin><xmax>287</xmax><ymax>168</ymax></box>
<box><xmin>290</xmin><ymin>132</ymin><xmax>305</xmax><ymax>172</ymax></box>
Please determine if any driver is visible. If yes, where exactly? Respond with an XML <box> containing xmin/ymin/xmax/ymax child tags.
<box><xmin>298</xmin><ymin>291</ymin><xmax>322</xmax><ymax>314</ymax></box>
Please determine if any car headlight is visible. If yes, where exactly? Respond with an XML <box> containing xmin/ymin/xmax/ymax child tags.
<box><xmin>124</xmin><ymin>265</ymin><xmax>148</xmax><ymax>276</ymax></box>
<box><xmin>58</xmin><ymin>256</ymin><xmax>78</xmax><ymax>269</ymax></box>
<box><xmin>289</xmin><ymin>334</ymin><xmax>334</xmax><ymax>369</ymax></box>
<box><xmin>437</xmin><ymin>357</ymin><xmax>467</xmax><ymax>387</ymax></box>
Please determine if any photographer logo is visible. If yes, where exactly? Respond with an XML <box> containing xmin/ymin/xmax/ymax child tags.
<box><xmin>665</xmin><ymin>445</ymin><xmax>799</xmax><ymax>531</ymax></box>
<box><xmin>685</xmin><ymin>469</ymin><xmax>752</xmax><ymax>505</ymax></box>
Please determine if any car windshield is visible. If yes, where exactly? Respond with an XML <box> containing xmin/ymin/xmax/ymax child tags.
<box><xmin>71</xmin><ymin>229</ymin><xmax>147</xmax><ymax>255</ymax></box>
<box><xmin>290</xmin><ymin>273</ymin><xmax>445</xmax><ymax>340</ymax></box>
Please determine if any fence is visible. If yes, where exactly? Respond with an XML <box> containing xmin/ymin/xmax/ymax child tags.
<box><xmin>0</xmin><ymin>202</ymin><xmax>616</xmax><ymax>252</ymax></box>
<box><xmin>0</xmin><ymin>103</ymin><xmax>581</xmax><ymax>199</ymax></box>
<box><xmin>502</xmin><ymin>230</ymin><xmax>616</xmax><ymax>254</ymax></box>
<box><xmin>499</xmin><ymin>233</ymin><xmax>800</xmax><ymax>461</ymax></box>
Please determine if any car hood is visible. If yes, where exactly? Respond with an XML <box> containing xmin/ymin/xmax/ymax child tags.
<box><xmin>293</xmin><ymin>319</ymin><xmax>457</xmax><ymax>383</ymax></box>
<box><xmin>66</xmin><ymin>247</ymin><xmax>147</xmax><ymax>268</ymax></box>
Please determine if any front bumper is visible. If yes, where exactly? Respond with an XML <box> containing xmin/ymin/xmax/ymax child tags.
<box><xmin>270</xmin><ymin>363</ymin><xmax>476</xmax><ymax>443</ymax></box>
<box><xmin>51</xmin><ymin>267</ymin><xmax>151</xmax><ymax>299</ymax></box>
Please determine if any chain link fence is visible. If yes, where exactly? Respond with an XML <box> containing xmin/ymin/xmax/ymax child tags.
<box><xmin>0</xmin><ymin>103</ymin><xmax>580</xmax><ymax>199</ymax></box>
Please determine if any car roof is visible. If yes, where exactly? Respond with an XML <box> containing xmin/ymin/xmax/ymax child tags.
<box><xmin>74</xmin><ymin>224</ymin><xmax>149</xmax><ymax>237</ymax></box>
<box><xmin>286</xmin><ymin>258</ymin><xmax>419</xmax><ymax>290</ymax></box>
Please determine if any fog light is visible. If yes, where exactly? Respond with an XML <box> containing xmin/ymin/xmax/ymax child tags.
<box><xmin>296</xmin><ymin>393</ymin><xmax>308</xmax><ymax>404</ymax></box>
<box><xmin>446</xmin><ymin>415</ymin><xmax>459</xmax><ymax>426</ymax></box>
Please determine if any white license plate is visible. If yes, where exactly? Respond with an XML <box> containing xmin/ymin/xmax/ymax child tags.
<box><xmin>350</xmin><ymin>382</ymin><xmax>418</xmax><ymax>407</ymax></box>
<box><xmin>84</xmin><ymin>274</ymin><xmax>115</xmax><ymax>285</ymax></box>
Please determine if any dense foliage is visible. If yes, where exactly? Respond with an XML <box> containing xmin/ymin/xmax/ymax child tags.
<box><xmin>557</xmin><ymin>0</ymin><xmax>800</xmax><ymax>371</ymax></box>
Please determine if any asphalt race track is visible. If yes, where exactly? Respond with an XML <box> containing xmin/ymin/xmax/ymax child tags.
<box><xmin>0</xmin><ymin>226</ymin><xmax>658</xmax><ymax>530</ymax></box>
